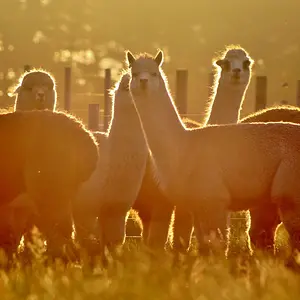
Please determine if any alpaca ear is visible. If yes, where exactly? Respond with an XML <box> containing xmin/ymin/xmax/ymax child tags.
<box><xmin>154</xmin><ymin>50</ymin><xmax>164</xmax><ymax>66</ymax></box>
<box><xmin>126</xmin><ymin>51</ymin><xmax>136</xmax><ymax>67</ymax></box>
<box><xmin>214</xmin><ymin>59</ymin><xmax>223</xmax><ymax>67</ymax></box>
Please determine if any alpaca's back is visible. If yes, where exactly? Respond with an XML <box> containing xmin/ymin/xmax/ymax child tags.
<box><xmin>21</xmin><ymin>110</ymin><xmax>99</xmax><ymax>188</ymax></box>
<box><xmin>240</xmin><ymin>105</ymin><xmax>300</xmax><ymax>124</ymax></box>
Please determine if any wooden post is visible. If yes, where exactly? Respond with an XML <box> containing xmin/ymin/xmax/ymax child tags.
<box><xmin>88</xmin><ymin>103</ymin><xmax>100</xmax><ymax>131</ymax></box>
<box><xmin>103</xmin><ymin>68</ymin><xmax>111</xmax><ymax>131</ymax></box>
<box><xmin>296</xmin><ymin>80</ymin><xmax>300</xmax><ymax>107</ymax></box>
<box><xmin>64</xmin><ymin>67</ymin><xmax>71</xmax><ymax>112</ymax></box>
<box><xmin>24</xmin><ymin>65</ymin><xmax>31</xmax><ymax>72</ymax></box>
<box><xmin>255</xmin><ymin>76</ymin><xmax>267</xmax><ymax>112</ymax></box>
<box><xmin>175</xmin><ymin>69</ymin><xmax>188</xmax><ymax>115</ymax></box>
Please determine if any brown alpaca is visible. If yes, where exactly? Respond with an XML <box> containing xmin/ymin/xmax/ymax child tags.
<box><xmin>127</xmin><ymin>49</ymin><xmax>300</xmax><ymax>258</ymax></box>
<box><xmin>240</xmin><ymin>105</ymin><xmax>300</xmax><ymax>253</ymax></box>
<box><xmin>13</xmin><ymin>69</ymin><xmax>57</xmax><ymax>111</ymax></box>
<box><xmin>0</xmin><ymin>110</ymin><xmax>98</xmax><ymax>260</ymax></box>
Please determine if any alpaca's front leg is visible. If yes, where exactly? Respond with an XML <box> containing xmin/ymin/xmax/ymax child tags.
<box><xmin>99</xmin><ymin>203</ymin><xmax>127</xmax><ymax>251</ymax></box>
<box><xmin>172</xmin><ymin>206</ymin><xmax>194</xmax><ymax>253</ymax></box>
<box><xmin>36</xmin><ymin>190</ymin><xmax>76</xmax><ymax>263</ymax></box>
<box><xmin>249</xmin><ymin>202</ymin><xmax>280</xmax><ymax>254</ymax></box>
<box><xmin>193</xmin><ymin>207</ymin><xmax>228</xmax><ymax>257</ymax></box>
<box><xmin>146</xmin><ymin>201</ymin><xmax>174</xmax><ymax>250</ymax></box>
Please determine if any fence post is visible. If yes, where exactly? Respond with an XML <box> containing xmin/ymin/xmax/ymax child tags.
<box><xmin>255</xmin><ymin>76</ymin><xmax>267</xmax><ymax>112</ymax></box>
<box><xmin>88</xmin><ymin>103</ymin><xmax>100</xmax><ymax>131</ymax></box>
<box><xmin>64</xmin><ymin>67</ymin><xmax>71</xmax><ymax>112</ymax></box>
<box><xmin>175</xmin><ymin>69</ymin><xmax>188</xmax><ymax>115</ymax></box>
<box><xmin>103</xmin><ymin>68</ymin><xmax>111</xmax><ymax>132</ymax></box>
<box><xmin>296</xmin><ymin>80</ymin><xmax>300</xmax><ymax>107</ymax></box>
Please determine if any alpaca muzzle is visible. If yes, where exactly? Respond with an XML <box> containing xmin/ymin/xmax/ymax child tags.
<box><xmin>232</xmin><ymin>68</ymin><xmax>241</xmax><ymax>81</ymax></box>
<box><xmin>36</xmin><ymin>91</ymin><xmax>45</xmax><ymax>102</ymax></box>
<box><xmin>140</xmin><ymin>78</ymin><xmax>148</xmax><ymax>90</ymax></box>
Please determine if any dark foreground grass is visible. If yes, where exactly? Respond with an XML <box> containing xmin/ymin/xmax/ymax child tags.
<box><xmin>0</xmin><ymin>230</ymin><xmax>299</xmax><ymax>300</ymax></box>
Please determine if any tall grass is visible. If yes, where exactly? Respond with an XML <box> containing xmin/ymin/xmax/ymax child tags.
<box><xmin>0</xmin><ymin>225</ymin><xmax>298</xmax><ymax>300</ymax></box>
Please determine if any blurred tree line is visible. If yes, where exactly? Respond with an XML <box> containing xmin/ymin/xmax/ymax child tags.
<box><xmin>0</xmin><ymin>0</ymin><xmax>299</xmax><ymax>124</ymax></box>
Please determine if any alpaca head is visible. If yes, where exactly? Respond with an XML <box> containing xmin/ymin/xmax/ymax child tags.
<box><xmin>213</xmin><ymin>46</ymin><xmax>253</xmax><ymax>88</ymax></box>
<box><xmin>14</xmin><ymin>69</ymin><xmax>57</xmax><ymax>111</ymax></box>
<box><xmin>126</xmin><ymin>50</ymin><xmax>164</xmax><ymax>95</ymax></box>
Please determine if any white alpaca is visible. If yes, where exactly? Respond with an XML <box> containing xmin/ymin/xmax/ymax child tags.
<box><xmin>13</xmin><ymin>69</ymin><xmax>57</xmax><ymax>111</ymax></box>
<box><xmin>170</xmin><ymin>46</ymin><xmax>254</xmax><ymax>253</ymax></box>
<box><xmin>126</xmin><ymin>49</ymin><xmax>300</xmax><ymax>256</ymax></box>
<box><xmin>73</xmin><ymin>72</ymin><xmax>148</xmax><ymax>252</ymax></box>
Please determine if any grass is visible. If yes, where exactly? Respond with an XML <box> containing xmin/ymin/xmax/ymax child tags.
<box><xmin>0</xmin><ymin>221</ymin><xmax>299</xmax><ymax>300</ymax></box>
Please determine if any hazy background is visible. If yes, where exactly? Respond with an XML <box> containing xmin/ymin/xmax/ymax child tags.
<box><xmin>1</xmin><ymin>0</ymin><xmax>299</xmax><ymax>124</ymax></box>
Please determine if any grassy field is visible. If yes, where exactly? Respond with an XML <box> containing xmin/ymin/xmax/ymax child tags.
<box><xmin>0</xmin><ymin>222</ymin><xmax>299</xmax><ymax>300</ymax></box>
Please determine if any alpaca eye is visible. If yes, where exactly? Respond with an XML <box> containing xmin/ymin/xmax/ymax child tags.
<box><xmin>132</xmin><ymin>72</ymin><xmax>138</xmax><ymax>78</ymax></box>
<box><xmin>151</xmin><ymin>72</ymin><xmax>158</xmax><ymax>77</ymax></box>
<box><xmin>243</xmin><ymin>60</ymin><xmax>251</xmax><ymax>70</ymax></box>
<box><xmin>222</xmin><ymin>60</ymin><xmax>231</xmax><ymax>72</ymax></box>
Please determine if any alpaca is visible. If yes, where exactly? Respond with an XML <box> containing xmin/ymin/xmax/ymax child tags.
<box><xmin>13</xmin><ymin>69</ymin><xmax>57</xmax><ymax>111</ymax></box>
<box><xmin>240</xmin><ymin>105</ymin><xmax>300</xmax><ymax>253</ymax></box>
<box><xmin>126</xmin><ymin>49</ymin><xmax>300</xmax><ymax>257</ymax></box>
<box><xmin>73</xmin><ymin>72</ymin><xmax>148</xmax><ymax>255</ymax></box>
<box><xmin>206</xmin><ymin>46</ymin><xmax>254</xmax><ymax>256</ymax></box>
<box><xmin>172</xmin><ymin>46</ymin><xmax>254</xmax><ymax>253</ymax></box>
<box><xmin>0</xmin><ymin>110</ymin><xmax>98</xmax><ymax>260</ymax></box>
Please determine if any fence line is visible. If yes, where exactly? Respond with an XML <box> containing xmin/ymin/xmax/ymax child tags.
<box><xmin>60</xmin><ymin>67</ymin><xmax>300</xmax><ymax>131</ymax></box>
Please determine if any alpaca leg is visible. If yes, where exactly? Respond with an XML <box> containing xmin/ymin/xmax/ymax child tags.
<box><xmin>99</xmin><ymin>204</ymin><xmax>127</xmax><ymax>250</ymax></box>
<box><xmin>278</xmin><ymin>201</ymin><xmax>300</xmax><ymax>271</ymax></box>
<box><xmin>32</xmin><ymin>190</ymin><xmax>76</xmax><ymax>263</ymax></box>
<box><xmin>193</xmin><ymin>208</ymin><xmax>228</xmax><ymax>257</ymax></box>
<box><xmin>137</xmin><ymin>207</ymin><xmax>152</xmax><ymax>243</ymax></box>
<box><xmin>249</xmin><ymin>203</ymin><xmax>280</xmax><ymax>254</ymax></box>
<box><xmin>72</xmin><ymin>200</ymin><xmax>99</xmax><ymax>256</ymax></box>
<box><xmin>270</xmin><ymin>161</ymin><xmax>300</xmax><ymax>270</ymax></box>
<box><xmin>96</xmin><ymin>205</ymin><xmax>127</xmax><ymax>267</ymax></box>
<box><xmin>0</xmin><ymin>205</ymin><xmax>21</xmax><ymax>261</ymax></box>
<box><xmin>146</xmin><ymin>200</ymin><xmax>174</xmax><ymax>250</ymax></box>
<box><xmin>172</xmin><ymin>206</ymin><xmax>194</xmax><ymax>253</ymax></box>
<box><xmin>38</xmin><ymin>210</ymin><xmax>75</xmax><ymax>263</ymax></box>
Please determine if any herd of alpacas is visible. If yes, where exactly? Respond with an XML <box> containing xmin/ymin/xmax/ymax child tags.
<box><xmin>2</xmin><ymin>44</ymin><xmax>300</xmax><ymax>269</ymax></box>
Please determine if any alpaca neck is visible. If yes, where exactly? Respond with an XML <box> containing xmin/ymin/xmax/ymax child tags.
<box><xmin>108</xmin><ymin>93</ymin><xmax>143</xmax><ymax>139</ymax></box>
<box><xmin>132</xmin><ymin>79</ymin><xmax>185</xmax><ymax>176</ymax></box>
<box><xmin>206</xmin><ymin>81</ymin><xmax>248</xmax><ymax>125</ymax></box>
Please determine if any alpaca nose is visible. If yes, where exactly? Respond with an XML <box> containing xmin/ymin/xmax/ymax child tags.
<box><xmin>140</xmin><ymin>78</ymin><xmax>148</xmax><ymax>89</ymax></box>
<box><xmin>232</xmin><ymin>68</ymin><xmax>241</xmax><ymax>79</ymax></box>
<box><xmin>36</xmin><ymin>92</ymin><xmax>45</xmax><ymax>101</ymax></box>
<box><xmin>140</xmin><ymin>78</ymin><xmax>148</xmax><ymax>84</ymax></box>
<box><xmin>232</xmin><ymin>68</ymin><xmax>241</xmax><ymax>75</ymax></box>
